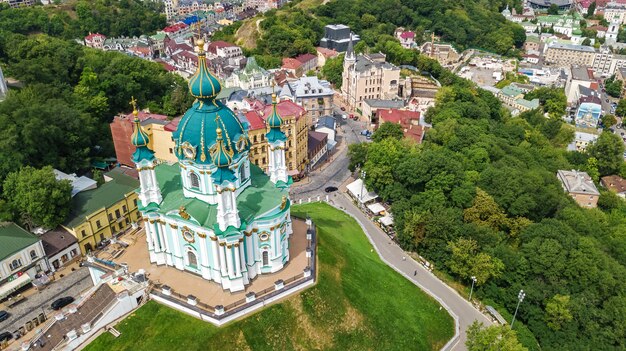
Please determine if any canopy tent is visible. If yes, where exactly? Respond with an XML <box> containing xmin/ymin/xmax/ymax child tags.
<box><xmin>0</xmin><ymin>274</ymin><xmax>31</xmax><ymax>300</ymax></box>
<box><xmin>379</xmin><ymin>214</ymin><xmax>394</xmax><ymax>227</ymax></box>
<box><xmin>367</xmin><ymin>202</ymin><xmax>386</xmax><ymax>214</ymax></box>
<box><xmin>346</xmin><ymin>179</ymin><xmax>377</xmax><ymax>204</ymax></box>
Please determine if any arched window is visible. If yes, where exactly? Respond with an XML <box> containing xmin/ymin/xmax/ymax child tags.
<box><xmin>189</xmin><ymin>172</ymin><xmax>200</xmax><ymax>189</ymax></box>
<box><xmin>239</xmin><ymin>164</ymin><xmax>245</xmax><ymax>182</ymax></box>
<box><xmin>30</xmin><ymin>250</ymin><xmax>37</xmax><ymax>260</ymax></box>
<box><xmin>10</xmin><ymin>259</ymin><xmax>22</xmax><ymax>271</ymax></box>
<box><xmin>187</xmin><ymin>250</ymin><xmax>198</xmax><ymax>268</ymax></box>
<box><xmin>262</xmin><ymin>250</ymin><xmax>269</xmax><ymax>266</ymax></box>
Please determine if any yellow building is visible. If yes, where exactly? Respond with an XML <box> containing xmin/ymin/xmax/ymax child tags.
<box><xmin>62</xmin><ymin>168</ymin><xmax>141</xmax><ymax>254</ymax></box>
<box><xmin>149</xmin><ymin>120</ymin><xmax>178</xmax><ymax>163</ymax></box>
<box><xmin>245</xmin><ymin>99</ymin><xmax>309</xmax><ymax>175</ymax></box>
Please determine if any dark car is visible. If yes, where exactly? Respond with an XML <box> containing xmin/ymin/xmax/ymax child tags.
<box><xmin>51</xmin><ymin>296</ymin><xmax>75</xmax><ymax>310</ymax></box>
<box><xmin>0</xmin><ymin>311</ymin><xmax>9</xmax><ymax>322</ymax></box>
<box><xmin>0</xmin><ymin>331</ymin><xmax>12</xmax><ymax>343</ymax></box>
<box><xmin>324</xmin><ymin>186</ymin><xmax>338</xmax><ymax>193</ymax></box>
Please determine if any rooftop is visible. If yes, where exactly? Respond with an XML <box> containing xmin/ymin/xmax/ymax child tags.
<box><xmin>155</xmin><ymin>163</ymin><xmax>287</xmax><ymax>229</ymax></box>
<box><xmin>601</xmin><ymin>175</ymin><xmax>626</xmax><ymax>194</ymax></box>
<box><xmin>53</xmin><ymin>170</ymin><xmax>97</xmax><ymax>197</ymax></box>
<box><xmin>316</xmin><ymin>115</ymin><xmax>336</xmax><ymax>130</ymax></box>
<box><xmin>364</xmin><ymin>99</ymin><xmax>405</xmax><ymax>109</ymax></box>
<box><xmin>557</xmin><ymin>170</ymin><xmax>600</xmax><ymax>196</ymax></box>
<box><xmin>64</xmin><ymin>168</ymin><xmax>140</xmax><ymax>229</ymax></box>
<box><xmin>548</xmin><ymin>43</ymin><xmax>595</xmax><ymax>53</ymax></box>
<box><xmin>41</xmin><ymin>227</ymin><xmax>77</xmax><ymax>257</ymax></box>
<box><xmin>0</xmin><ymin>222</ymin><xmax>41</xmax><ymax>261</ymax></box>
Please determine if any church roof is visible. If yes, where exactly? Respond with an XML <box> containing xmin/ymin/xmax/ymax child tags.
<box><xmin>174</xmin><ymin>40</ymin><xmax>250</xmax><ymax>165</ymax></box>
<box><xmin>154</xmin><ymin>163</ymin><xmax>287</xmax><ymax>230</ymax></box>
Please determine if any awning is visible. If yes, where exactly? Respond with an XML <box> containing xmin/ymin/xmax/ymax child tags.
<box><xmin>346</xmin><ymin>179</ymin><xmax>377</xmax><ymax>204</ymax></box>
<box><xmin>0</xmin><ymin>274</ymin><xmax>32</xmax><ymax>300</ymax></box>
<box><xmin>367</xmin><ymin>202</ymin><xmax>386</xmax><ymax>214</ymax></box>
<box><xmin>379</xmin><ymin>215</ymin><xmax>394</xmax><ymax>227</ymax></box>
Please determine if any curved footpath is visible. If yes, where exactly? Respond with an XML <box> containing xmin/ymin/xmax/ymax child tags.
<box><xmin>328</xmin><ymin>194</ymin><xmax>492</xmax><ymax>351</ymax></box>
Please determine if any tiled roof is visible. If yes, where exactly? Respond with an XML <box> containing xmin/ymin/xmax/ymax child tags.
<box><xmin>557</xmin><ymin>170</ymin><xmax>600</xmax><ymax>196</ymax></box>
<box><xmin>377</xmin><ymin>108</ymin><xmax>420</xmax><ymax>124</ymax></box>
<box><xmin>295</xmin><ymin>53</ymin><xmax>316</xmax><ymax>64</ymax></box>
<box><xmin>41</xmin><ymin>227</ymin><xmax>77</xmax><ymax>257</ymax></box>
<box><xmin>399</xmin><ymin>31</ymin><xmax>415</xmax><ymax>39</ymax></box>
<box><xmin>601</xmin><ymin>175</ymin><xmax>626</xmax><ymax>194</ymax></box>
<box><xmin>281</xmin><ymin>58</ymin><xmax>303</xmax><ymax>70</ymax></box>
<box><xmin>164</xmin><ymin>117</ymin><xmax>181</xmax><ymax>132</ymax></box>
<box><xmin>316</xmin><ymin>47</ymin><xmax>338</xmax><ymax>58</ymax></box>
<box><xmin>244</xmin><ymin>110</ymin><xmax>266</xmax><ymax>131</ymax></box>
<box><xmin>260</xmin><ymin>100</ymin><xmax>306</xmax><ymax>121</ymax></box>
<box><xmin>85</xmin><ymin>33</ymin><xmax>106</xmax><ymax>41</ymax></box>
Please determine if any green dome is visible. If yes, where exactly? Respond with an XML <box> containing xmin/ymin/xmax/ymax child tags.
<box><xmin>188</xmin><ymin>39</ymin><xmax>221</xmax><ymax>99</ymax></box>
<box><xmin>211</xmin><ymin>127</ymin><xmax>233</xmax><ymax>167</ymax></box>
<box><xmin>265</xmin><ymin>94</ymin><xmax>286</xmax><ymax>143</ymax></box>
<box><xmin>130</xmin><ymin>108</ymin><xmax>155</xmax><ymax>163</ymax></box>
<box><xmin>573</xmin><ymin>29</ymin><xmax>582</xmax><ymax>35</ymax></box>
<box><xmin>174</xmin><ymin>43</ymin><xmax>249</xmax><ymax>165</ymax></box>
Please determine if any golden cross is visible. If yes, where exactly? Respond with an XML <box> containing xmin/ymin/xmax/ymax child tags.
<box><xmin>129</xmin><ymin>96</ymin><xmax>137</xmax><ymax>111</ymax></box>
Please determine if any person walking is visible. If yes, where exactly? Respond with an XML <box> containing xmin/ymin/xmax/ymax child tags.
<box><xmin>414</xmin><ymin>270</ymin><xmax>417</xmax><ymax>276</ymax></box>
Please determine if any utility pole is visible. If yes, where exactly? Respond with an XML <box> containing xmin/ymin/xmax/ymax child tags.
<box><xmin>511</xmin><ymin>289</ymin><xmax>526</xmax><ymax>328</ymax></box>
<box><xmin>469</xmin><ymin>276</ymin><xmax>477</xmax><ymax>302</ymax></box>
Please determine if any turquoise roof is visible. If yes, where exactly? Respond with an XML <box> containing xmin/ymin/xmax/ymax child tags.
<box><xmin>266</xmin><ymin>94</ymin><xmax>286</xmax><ymax>142</ymax></box>
<box><xmin>130</xmin><ymin>112</ymin><xmax>155</xmax><ymax>163</ymax></box>
<box><xmin>153</xmin><ymin>163</ymin><xmax>288</xmax><ymax>233</ymax></box>
<box><xmin>211</xmin><ymin>126</ymin><xmax>233</xmax><ymax>168</ymax></box>
<box><xmin>173</xmin><ymin>41</ymin><xmax>250</xmax><ymax>165</ymax></box>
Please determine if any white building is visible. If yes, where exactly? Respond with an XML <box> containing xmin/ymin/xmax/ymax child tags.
<box><xmin>224</xmin><ymin>57</ymin><xmax>272</xmax><ymax>89</ymax></box>
<box><xmin>0</xmin><ymin>223</ymin><xmax>49</xmax><ymax>300</ymax></box>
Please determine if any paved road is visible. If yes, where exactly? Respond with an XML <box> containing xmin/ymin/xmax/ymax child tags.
<box><xmin>0</xmin><ymin>268</ymin><xmax>92</xmax><ymax>336</ymax></box>
<box><xmin>331</xmin><ymin>194</ymin><xmax>492</xmax><ymax>350</ymax></box>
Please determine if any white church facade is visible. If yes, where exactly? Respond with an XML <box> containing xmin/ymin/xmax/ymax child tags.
<box><xmin>131</xmin><ymin>38</ymin><xmax>293</xmax><ymax>292</ymax></box>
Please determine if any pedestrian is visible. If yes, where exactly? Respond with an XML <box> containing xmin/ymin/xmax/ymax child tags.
<box><xmin>402</xmin><ymin>256</ymin><xmax>406</xmax><ymax>261</ymax></box>
<box><xmin>414</xmin><ymin>270</ymin><xmax>417</xmax><ymax>276</ymax></box>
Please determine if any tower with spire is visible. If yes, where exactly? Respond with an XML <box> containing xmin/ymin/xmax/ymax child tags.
<box><xmin>342</xmin><ymin>34</ymin><xmax>356</xmax><ymax>106</ymax></box>
<box><xmin>265</xmin><ymin>92</ymin><xmax>289</xmax><ymax>186</ymax></box>
<box><xmin>130</xmin><ymin>97</ymin><xmax>162</xmax><ymax>208</ymax></box>
<box><xmin>134</xmin><ymin>36</ymin><xmax>293</xmax><ymax>292</ymax></box>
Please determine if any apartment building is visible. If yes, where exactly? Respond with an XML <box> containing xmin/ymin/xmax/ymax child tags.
<box><xmin>545</xmin><ymin>43</ymin><xmax>596</xmax><ymax>66</ymax></box>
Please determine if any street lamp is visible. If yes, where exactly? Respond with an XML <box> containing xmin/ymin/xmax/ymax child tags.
<box><xmin>469</xmin><ymin>276</ymin><xmax>477</xmax><ymax>301</ymax></box>
<box><xmin>510</xmin><ymin>289</ymin><xmax>526</xmax><ymax>328</ymax></box>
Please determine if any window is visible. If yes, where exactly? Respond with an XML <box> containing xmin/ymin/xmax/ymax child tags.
<box><xmin>112</xmin><ymin>225</ymin><xmax>116</xmax><ymax>232</ymax></box>
<box><xmin>169</xmin><ymin>148</ymin><xmax>173</xmax><ymax>154</ymax></box>
<box><xmin>108</xmin><ymin>214</ymin><xmax>113</xmax><ymax>222</ymax></box>
<box><xmin>81</xmin><ymin>230</ymin><xmax>86</xmax><ymax>238</ymax></box>
<box><xmin>70</xmin><ymin>249</ymin><xmax>77</xmax><ymax>257</ymax></box>
<box><xmin>187</xmin><ymin>250</ymin><xmax>198</xmax><ymax>268</ymax></box>
<box><xmin>253</xmin><ymin>135</ymin><xmax>257</xmax><ymax>143</ymax></box>
<box><xmin>262</xmin><ymin>250</ymin><xmax>269</xmax><ymax>266</ymax></box>
<box><xmin>96</xmin><ymin>220</ymin><xmax>102</xmax><ymax>229</ymax></box>
<box><xmin>9</xmin><ymin>259</ymin><xmax>22</xmax><ymax>271</ymax></box>
<box><xmin>115</xmin><ymin>209</ymin><xmax>121</xmax><ymax>218</ymax></box>
<box><xmin>100</xmin><ymin>233</ymin><xmax>105</xmax><ymax>241</ymax></box>
<box><xmin>122</xmin><ymin>205</ymin><xmax>127</xmax><ymax>213</ymax></box>
<box><xmin>133</xmin><ymin>199</ymin><xmax>137</xmax><ymax>207</ymax></box>
<box><xmin>30</xmin><ymin>250</ymin><xmax>37</xmax><ymax>260</ymax></box>
<box><xmin>189</xmin><ymin>172</ymin><xmax>200</xmax><ymax>189</ymax></box>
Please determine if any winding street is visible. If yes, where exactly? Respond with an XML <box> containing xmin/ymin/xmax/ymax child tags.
<box><xmin>290</xmin><ymin>104</ymin><xmax>492</xmax><ymax>351</ymax></box>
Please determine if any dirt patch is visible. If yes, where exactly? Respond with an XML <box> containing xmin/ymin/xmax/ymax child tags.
<box><xmin>233</xmin><ymin>330</ymin><xmax>252</xmax><ymax>351</ymax></box>
<box><xmin>339</xmin><ymin>305</ymin><xmax>364</xmax><ymax>331</ymax></box>
<box><xmin>235</xmin><ymin>19</ymin><xmax>261</xmax><ymax>50</ymax></box>
<box><xmin>287</xmin><ymin>297</ymin><xmax>333</xmax><ymax>350</ymax></box>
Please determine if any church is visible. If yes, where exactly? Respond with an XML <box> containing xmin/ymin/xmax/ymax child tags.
<box><xmin>131</xmin><ymin>38</ymin><xmax>293</xmax><ymax>292</ymax></box>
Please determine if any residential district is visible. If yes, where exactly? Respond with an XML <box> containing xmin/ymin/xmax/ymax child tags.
<box><xmin>0</xmin><ymin>0</ymin><xmax>625</xmax><ymax>350</ymax></box>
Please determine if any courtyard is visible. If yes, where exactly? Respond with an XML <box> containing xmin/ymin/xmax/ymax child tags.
<box><xmin>84</xmin><ymin>203</ymin><xmax>454</xmax><ymax>351</ymax></box>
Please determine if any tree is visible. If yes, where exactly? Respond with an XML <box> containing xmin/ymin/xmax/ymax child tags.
<box><xmin>2</xmin><ymin>166</ymin><xmax>72</xmax><ymax>229</ymax></box>
<box><xmin>604</xmin><ymin>75</ymin><xmax>623</xmax><ymax>98</ymax></box>
<box><xmin>321</xmin><ymin>53</ymin><xmax>344</xmax><ymax>88</ymax></box>
<box><xmin>545</xmin><ymin>294</ymin><xmax>573</xmax><ymax>331</ymax></box>
<box><xmin>548</xmin><ymin>4</ymin><xmax>559</xmax><ymax>15</ymax></box>
<box><xmin>615</xmin><ymin>99</ymin><xmax>626</xmax><ymax>117</ymax></box>
<box><xmin>347</xmin><ymin>143</ymin><xmax>369</xmax><ymax>172</ymax></box>
<box><xmin>586</xmin><ymin>1</ymin><xmax>596</xmax><ymax>18</ymax></box>
<box><xmin>466</xmin><ymin>321</ymin><xmax>527</xmax><ymax>351</ymax></box>
<box><xmin>447</xmin><ymin>238</ymin><xmax>504</xmax><ymax>285</ymax></box>
<box><xmin>372</xmin><ymin>122</ymin><xmax>404</xmax><ymax>142</ymax></box>
<box><xmin>463</xmin><ymin>188</ymin><xmax>507</xmax><ymax>231</ymax></box>
<box><xmin>601</xmin><ymin>114</ymin><xmax>617</xmax><ymax>128</ymax></box>
<box><xmin>588</xmin><ymin>132</ymin><xmax>625</xmax><ymax>176</ymax></box>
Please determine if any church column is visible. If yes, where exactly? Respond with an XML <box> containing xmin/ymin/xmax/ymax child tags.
<box><xmin>233</xmin><ymin>245</ymin><xmax>240</xmax><ymax>276</ymax></box>
<box><xmin>218</xmin><ymin>244</ymin><xmax>227</xmax><ymax>277</ymax></box>
<box><xmin>239</xmin><ymin>242</ymin><xmax>246</xmax><ymax>272</ymax></box>
<box><xmin>226</xmin><ymin>245</ymin><xmax>234</xmax><ymax>277</ymax></box>
<box><xmin>211</xmin><ymin>238</ymin><xmax>219</xmax><ymax>269</ymax></box>
<box><xmin>199</xmin><ymin>234</ymin><xmax>210</xmax><ymax>277</ymax></box>
<box><xmin>144</xmin><ymin>220</ymin><xmax>153</xmax><ymax>250</ymax></box>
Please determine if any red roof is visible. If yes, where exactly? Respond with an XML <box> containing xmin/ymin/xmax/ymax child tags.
<box><xmin>377</xmin><ymin>108</ymin><xmax>425</xmax><ymax>143</ymax></box>
<box><xmin>400</xmin><ymin>31</ymin><xmax>415</xmax><ymax>39</ymax></box>
<box><xmin>85</xmin><ymin>33</ymin><xmax>106</xmax><ymax>41</ymax></box>
<box><xmin>295</xmin><ymin>53</ymin><xmax>316</xmax><ymax>64</ymax></box>
<box><xmin>244</xmin><ymin>111</ymin><xmax>266</xmax><ymax>131</ymax></box>
<box><xmin>316</xmin><ymin>47</ymin><xmax>338</xmax><ymax>58</ymax></box>
<box><xmin>163</xmin><ymin>22</ymin><xmax>188</xmax><ymax>33</ymax></box>
<box><xmin>155</xmin><ymin>59</ymin><xmax>176</xmax><ymax>72</ymax></box>
<box><xmin>118</xmin><ymin>111</ymin><xmax>169</xmax><ymax>123</ymax></box>
<box><xmin>252</xmin><ymin>100</ymin><xmax>306</xmax><ymax>122</ymax></box>
<box><xmin>165</xmin><ymin>117</ymin><xmax>181</xmax><ymax>132</ymax></box>
<box><xmin>282</xmin><ymin>57</ymin><xmax>303</xmax><ymax>70</ymax></box>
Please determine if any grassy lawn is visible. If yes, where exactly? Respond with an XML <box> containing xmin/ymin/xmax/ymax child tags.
<box><xmin>85</xmin><ymin>203</ymin><xmax>454</xmax><ymax>351</ymax></box>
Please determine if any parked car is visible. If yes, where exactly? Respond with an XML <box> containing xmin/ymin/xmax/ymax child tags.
<box><xmin>342</xmin><ymin>114</ymin><xmax>348</xmax><ymax>120</ymax></box>
<box><xmin>51</xmin><ymin>296</ymin><xmax>75</xmax><ymax>310</ymax></box>
<box><xmin>340</xmin><ymin>106</ymin><xmax>346</xmax><ymax>111</ymax></box>
<box><xmin>324</xmin><ymin>186</ymin><xmax>338</xmax><ymax>193</ymax></box>
<box><xmin>0</xmin><ymin>311</ymin><xmax>9</xmax><ymax>322</ymax></box>
<box><xmin>0</xmin><ymin>331</ymin><xmax>12</xmax><ymax>343</ymax></box>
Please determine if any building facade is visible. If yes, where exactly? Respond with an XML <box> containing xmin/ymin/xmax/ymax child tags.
<box><xmin>0</xmin><ymin>223</ymin><xmax>48</xmax><ymax>300</ymax></box>
<box><xmin>557</xmin><ymin>170</ymin><xmax>600</xmax><ymax>208</ymax></box>
<box><xmin>342</xmin><ymin>38</ymin><xmax>400</xmax><ymax>111</ymax></box>
<box><xmin>110</xmin><ymin>111</ymin><xmax>169</xmax><ymax>167</ymax></box>
<box><xmin>319</xmin><ymin>24</ymin><xmax>360</xmax><ymax>52</ymax></box>
<box><xmin>134</xmin><ymin>40</ymin><xmax>293</xmax><ymax>292</ymax></box>
<box><xmin>279</xmin><ymin>76</ymin><xmax>334</xmax><ymax>123</ymax></box>
<box><xmin>62</xmin><ymin>169</ymin><xmax>140</xmax><ymax>254</ymax></box>
<box><xmin>544</xmin><ymin>43</ymin><xmax>596</xmax><ymax>67</ymax></box>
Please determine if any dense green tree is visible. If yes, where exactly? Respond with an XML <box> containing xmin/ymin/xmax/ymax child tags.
<box><xmin>545</xmin><ymin>294</ymin><xmax>573</xmax><ymax>331</ymax></box>
<box><xmin>347</xmin><ymin>142</ymin><xmax>369</xmax><ymax>172</ymax></box>
<box><xmin>547</xmin><ymin>4</ymin><xmax>559</xmax><ymax>15</ymax></box>
<box><xmin>604</xmin><ymin>75</ymin><xmax>623</xmax><ymax>97</ymax></box>
<box><xmin>588</xmin><ymin>132</ymin><xmax>625</xmax><ymax>176</ymax></box>
<box><xmin>466</xmin><ymin>321</ymin><xmax>527</xmax><ymax>351</ymax></box>
<box><xmin>372</xmin><ymin>122</ymin><xmax>404</xmax><ymax>142</ymax></box>
<box><xmin>615</xmin><ymin>98</ymin><xmax>626</xmax><ymax>117</ymax></box>
<box><xmin>586</xmin><ymin>1</ymin><xmax>597</xmax><ymax>18</ymax></box>
<box><xmin>601</xmin><ymin>114</ymin><xmax>617</xmax><ymax>128</ymax></box>
<box><xmin>321</xmin><ymin>54</ymin><xmax>344</xmax><ymax>88</ymax></box>
<box><xmin>447</xmin><ymin>237</ymin><xmax>504</xmax><ymax>285</ymax></box>
<box><xmin>525</xmin><ymin>87</ymin><xmax>566</xmax><ymax>118</ymax></box>
<box><xmin>2</xmin><ymin>166</ymin><xmax>72</xmax><ymax>229</ymax></box>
